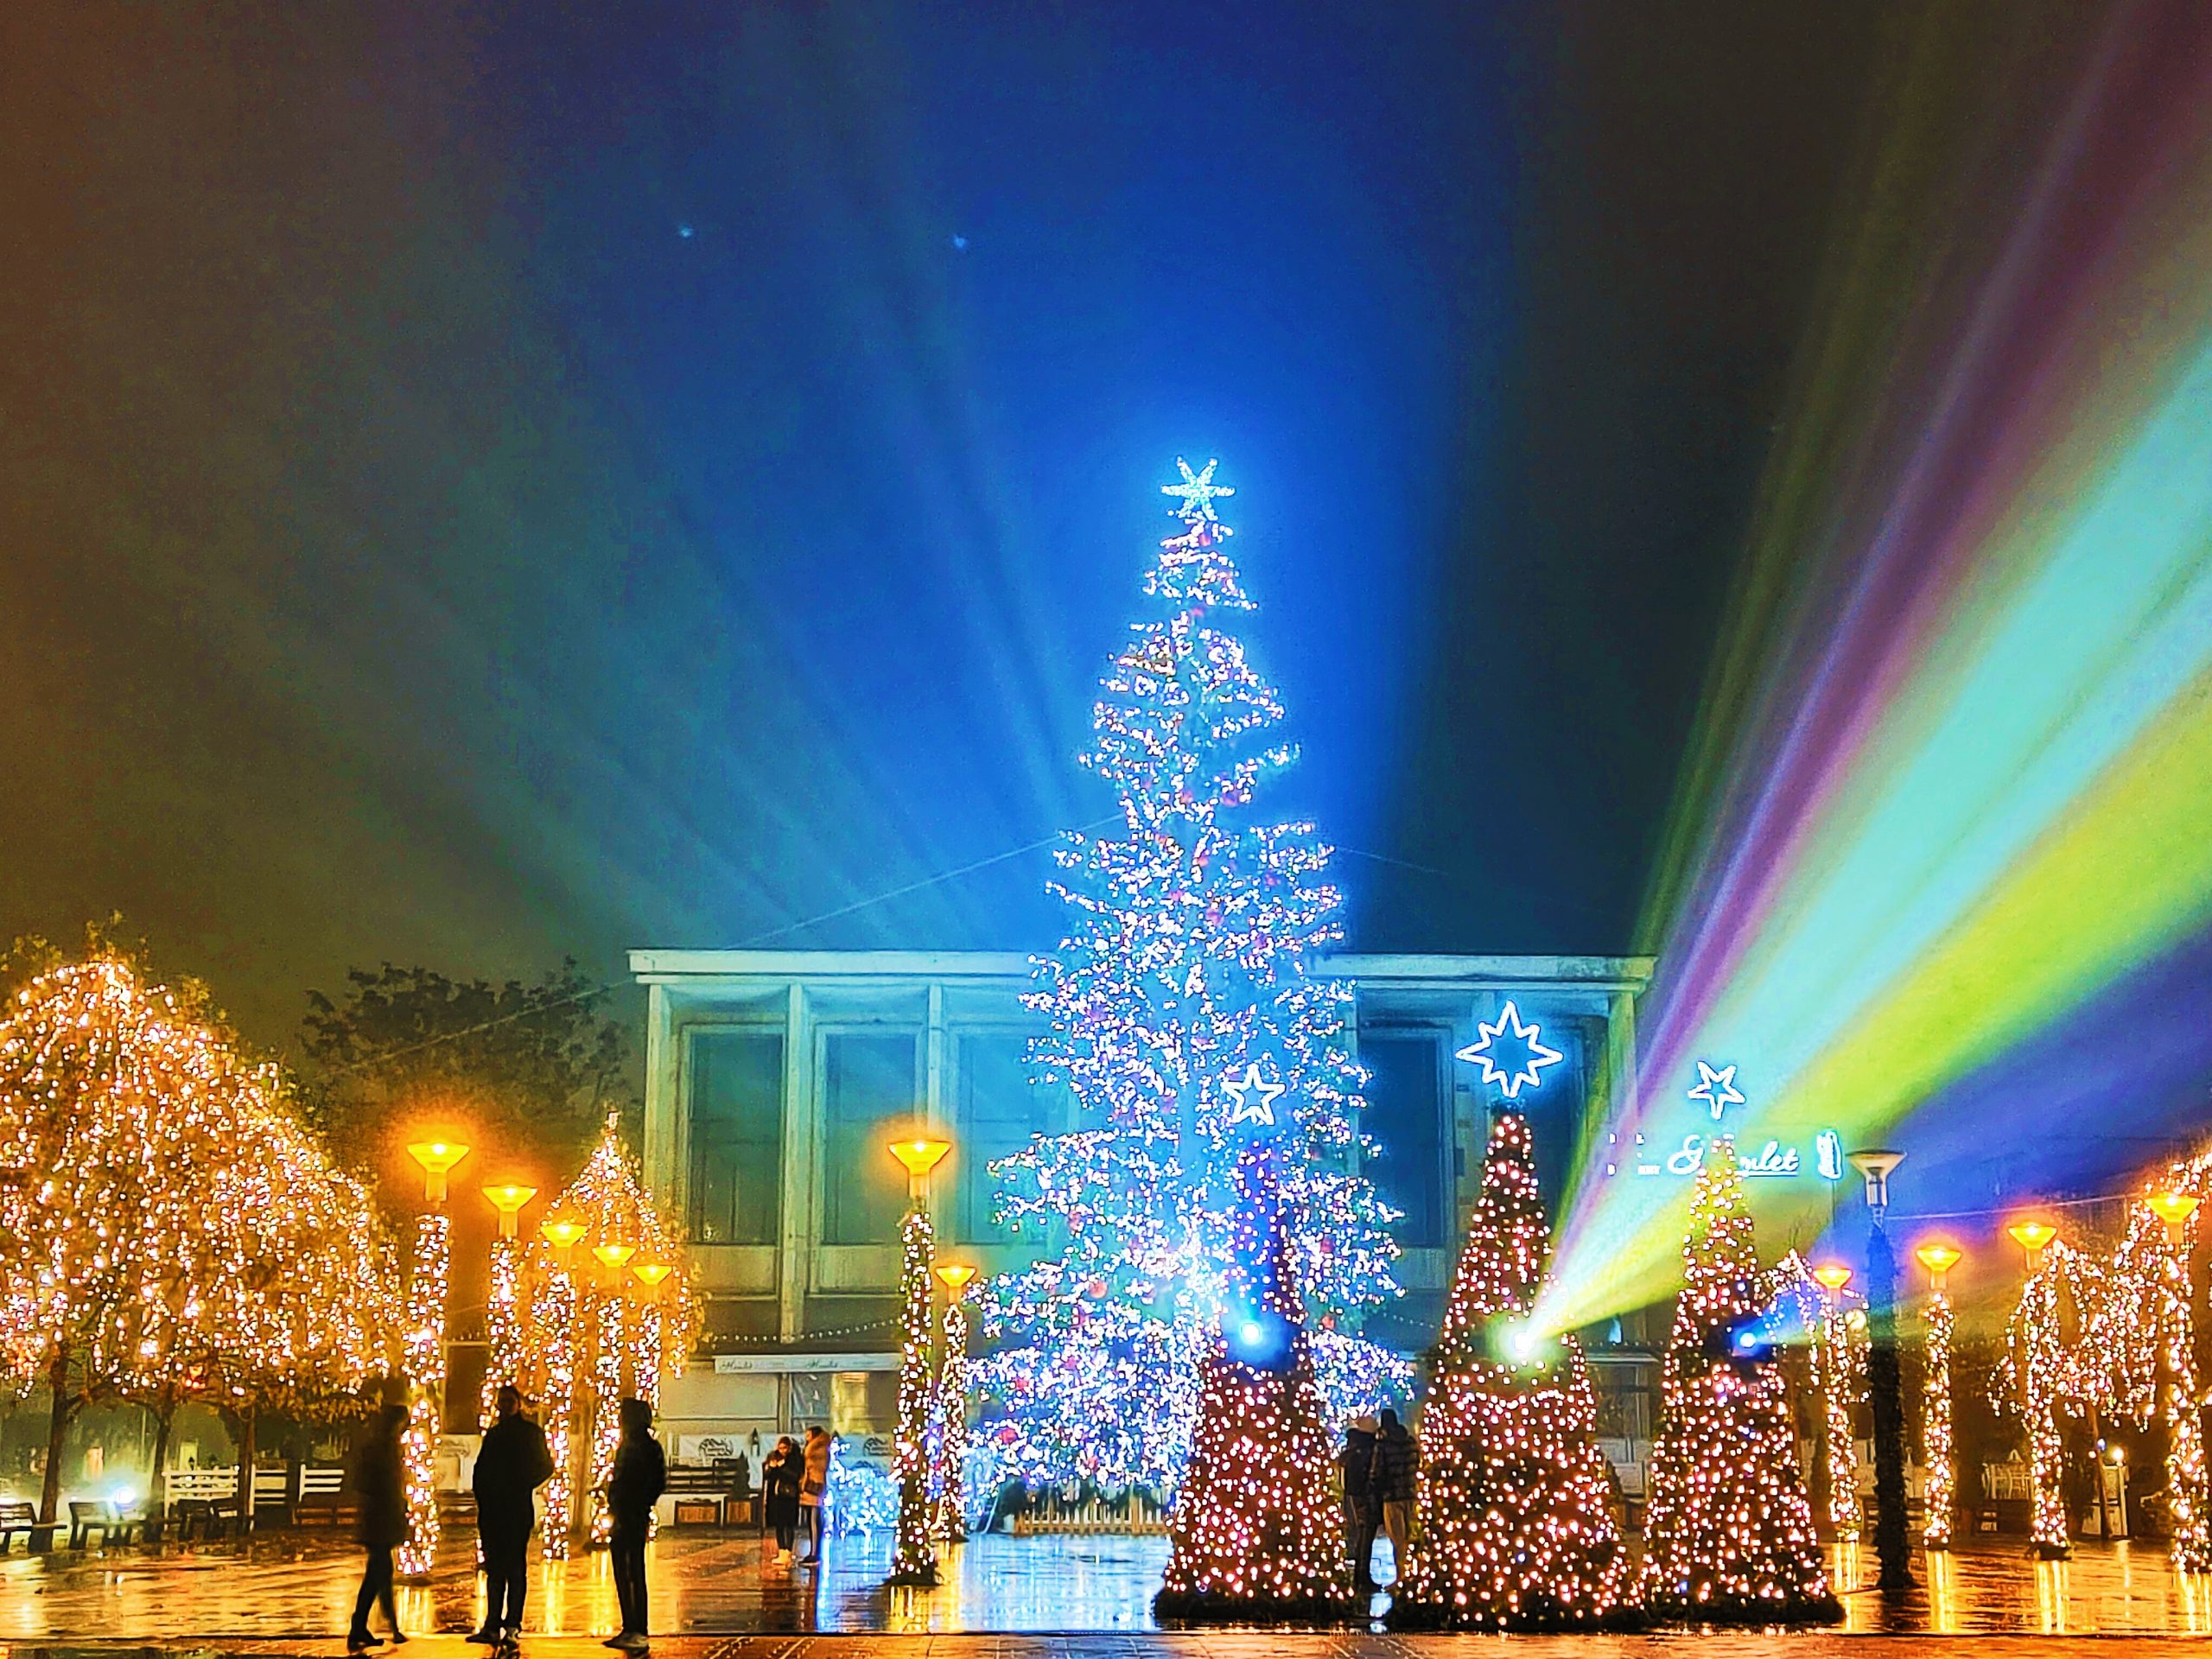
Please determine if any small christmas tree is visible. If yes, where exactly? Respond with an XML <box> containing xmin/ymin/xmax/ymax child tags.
<box><xmin>1392</xmin><ymin>1105</ymin><xmax>1636</xmax><ymax>1630</ymax></box>
<box><xmin>1154</xmin><ymin>1150</ymin><xmax>1350</xmax><ymax>1622</ymax></box>
<box><xmin>1641</xmin><ymin>1138</ymin><xmax>1838</xmax><ymax>1624</ymax></box>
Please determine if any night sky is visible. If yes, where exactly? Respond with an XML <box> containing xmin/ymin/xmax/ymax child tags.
<box><xmin>3</xmin><ymin>3</ymin><xmax>1904</xmax><ymax>1047</ymax></box>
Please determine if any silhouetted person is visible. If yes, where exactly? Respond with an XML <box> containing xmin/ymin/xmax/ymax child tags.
<box><xmin>1341</xmin><ymin>1414</ymin><xmax>1381</xmax><ymax>1596</ymax></box>
<box><xmin>761</xmin><ymin>1436</ymin><xmax>802</xmax><ymax>1564</ymax></box>
<box><xmin>1370</xmin><ymin>1407</ymin><xmax>1418</xmax><ymax>1585</ymax></box>
<box><xmin>604</xmin><ymin>1398</ymin><xmax>665</xmax><ymax>1651</ymax></box>
<box><xmin>346</xmin><ymin>1402</ymin><xmax>409</xmax><ymax>1651</ymax></box>
<box><xmin>795</xmin><ymin>1426</ymin><xmax>832</xmax><ymax>1564</ymax></box>
<box><xmin>471</xmin><ymin>1386</ymin><xmax>554</xmax><ymax>1645</ymax></box>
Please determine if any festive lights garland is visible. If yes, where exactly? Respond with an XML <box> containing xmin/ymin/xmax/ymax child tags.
<box><xmin>480</xmin><ymin>1234</ymin><xmax>522</xmax><ymax>1428</ymax></box>
<box><xmin>974</xmin><ymin>461</ymin><xmax>1406</xmax><ymax>1500</ymax></box>
<box><xmin>397</xmin><ymin>1210</ymin><xmax>450</xmax><ymax>1577</ymax></box>
<box><xmin>1995</xmin><ymin>1237</ymin><xmax>2113</xmax><ymax>1558</ymax></box>
<box><xmin>889</xmin><ymin>1207</ymin><xmax>939</xmax><ymax>1585</ymax></box>
<box><xmin>1922</xmin><ymin>1283</ymin><xmax>1955</xmax><ymax>1550</ymax></box>
<box><xmin>1640</xmin><ymin>1140</ymin><xmax>1838</xmax><ymax>1624</ymax></box>
<box><xmin>1391</xmin><ymin>1107</ymin><xmax>1636</xmax><ymax>1630</ymax></box>
<box><xmin>535</xmin><ymin>1246</ymin><xmax>579</xmax><ymax>1558</ymax></box>
<box><xmin>932</xmin><ymin>1294</ymin><xmax>970</xmax><ymax>1543</ymax></box>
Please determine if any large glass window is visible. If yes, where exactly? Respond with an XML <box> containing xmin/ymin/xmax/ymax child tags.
<box><xmin>821</xmin><ymin>1031</ymin><xmax>919</xmax><ymax>1245</ymax></box>
<box><xmin>687</xmin><ymin>1029</ymin><xmax>785</xmax><ymax>1244</ymax></box>
<box><xmin>1359</xmin><ymin>1031</ymin><xmax>1451</xmax><ymax>1250</ymax></box>
<box><xmin>955</xmin><ymin>1032</ymin><xmax>1057</xmax><ymax>1243</ymax></box>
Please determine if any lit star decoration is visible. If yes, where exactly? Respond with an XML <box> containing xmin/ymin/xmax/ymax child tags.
<box><xmin>1455</xmin><ymin>1001</ymin><xmax>1564</xmax><ymax>1101</ymax></box>
<box><xmin>1222</xmin><ymin>1062</ymin><xmax>1285</xmax><ymax>1127</ymax></box>
<box><xmin>971</xmin><ymin>461</ymin><xmax>1408</xmax><ymax>1502</ymax></box>
<box><xmin>1639</xmin><ymin>1139</ymin><xmax>1839</xmax><ymax>1625</ymax></box>
<box><xmin>0</xmin><ymin>950</ymin><xmax>403</xmax><ymax>1529</ymax></box>
<box><xmin>1161</xmin><ymin>455</ymin><xmax>1235</xmax><ymax>522</ymax></box>
<box><xmin>1391</xmin><ymin>1105</ymin><xmax>1637</xmax><ymax>1630</ymax></box>
<box><xmin>1685</xmin><ymin>1060</ymin><xmax>1745</xmax><ymax>1122</ymax></box>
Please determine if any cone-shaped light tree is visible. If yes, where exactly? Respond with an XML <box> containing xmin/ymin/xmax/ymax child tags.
<box><xmin>1154</xmin><ymin>1147</ymin><xmax>1349</xmax><ymax>1622</ymax></box>
<box><xmin>1392</xmin><ymin>1105</ymin><xmax>1636</xmax><ymax>1629</ymax></box>
<box><xmin>1641</xmin><ymin>1139</ymin><xmax>1839</xmax><ymax>1624</ymax></box>
<box><xmin>974</xmin><ymin>461</ymin><xmax>1408</xmax><ymax>1499</ymax></box>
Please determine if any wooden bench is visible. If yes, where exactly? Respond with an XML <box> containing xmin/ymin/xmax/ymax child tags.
<box><xmin>664</xmin><ymin>1466</ymin><xmax>734</xmax><ymax>1527</ymax></box>
<box><xmin>292</xmin><ymin>1465</ymin><xmax>353</xmax><ymax>1526</ymax></box>
<box><xmin>0</xmin><ymin>1501</ymin><xmax>59</xmax><ymax>1553</ymax></box>
<box><xmin>68</xmin><ymin>1499</ymin><xmax>142</xmax><ymax>1549</ymax></box>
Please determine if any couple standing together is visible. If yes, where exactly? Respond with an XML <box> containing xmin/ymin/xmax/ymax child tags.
<box><xmin>759</xmin><ymin>1426</ymin><xmax>831</xmax><ymax>1565</ymax></box>
<box><xmin>1342</xmin><ymin>1408</ymin><xmax>1418</xmax><ymax>1597</ymax></box>
<box><xmin>346</xmin><ymin>1386</ymin><xmax>667</xmax><ymax>1653</ymax></box>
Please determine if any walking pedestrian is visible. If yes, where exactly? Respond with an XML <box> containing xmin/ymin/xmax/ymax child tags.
<box><xmin>346</xmin><ymin>1402</ymin><xmax>410</xmax><ymax>1652</ymax></box>
<box><xmin>761</xmin><ymin>1436</ymin><xmax>802</xmax><ymax>1564</ymax></box>
<box><xmin>794</xmin><ymin>1426</ymin><xmax>831</xmax><ymax>1565</ymax></box>
<box><xmin>604</xmin><ymin>1399</ymin><xmax>665</xmax><ymax>1653</ymax></box>
<box><xmin>1341</xmin><ymin>1414</ymin><xmax>1381</xmax><ymax>1595</ymax></box>
<box><xmin>1370</xmin><ymin>1406</ymin><xmax>1418</xmax><ymax>1585</ymax></box>
<box><xmin>470</xmin><ymin>1385</ymin><xmax>554</xmax><ymax>1646</ymax></box>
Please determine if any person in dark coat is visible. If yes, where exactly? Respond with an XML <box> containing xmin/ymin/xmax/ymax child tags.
<box><xmin>604</xmin><ymin>1398</ymin><xmax>665</xmax><ymax>1651</ymax></box>
<box><xmin>1370</xmin><ymin>1407</ymin><xmax>1419</xmax><ymax>1585</ymax></box>
<box><xmin>470</xmin><ymin>1386</ymin><xmax>555</xmax><ymax>1644</ymax></box>
<box><xmin>1341</xmin><ymin>1415</ymin><xmax>1381</xmax><ymax>1596</ymax></box>
<box><xmin>347</xmin><ymin>1402</ymin><xmax>410</xmax><ymax>1651</ymax></box>
<box><xmin>760</xmin><ymin>1436</ymin><xmax>802</xmax><ymax>1564</ymax></box>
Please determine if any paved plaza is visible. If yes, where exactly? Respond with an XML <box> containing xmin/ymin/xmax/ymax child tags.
<box><xmin>1</xmin><ymin>1529</ymin><xmax>2209</xmax><ymax>1651</ymax></box>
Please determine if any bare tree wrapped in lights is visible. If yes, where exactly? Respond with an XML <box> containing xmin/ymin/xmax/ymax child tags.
<box><xmin>1913</xmin><ymin>1243</ymin><xmax>1962</xmax><ymax>1550</ymax></box>
<box><xmin>512</xmin><ymin>1114</ymin><xmax>696</xmax><ymax>1555</ymax></box>
<box><xmin>0</xmin><ymin>950</ymin><xmax>403</xmax><ymax>1525</ymax></box>
<box><xmin>1641</xmin><ymin>1139</ymin><xmax>1838</xmax><ymax>1625</ymax></box>
<box><xmin>2106</xmin><ymin>1185</ymin><xmax>2208</xmax><ymax>1570</ymax></box>
<box><xmin>1765</xmin><ymin>1252</ymin><xmax>1866</xmax><ymax>1543</ymax></box>
<box><xmin>888</xmin><ymin>1206</ymin><xmax>939</xmax><ymax>1584</ymax></box>
<box><xmin>1994</xmin><ymin>1235</ymin><xmax>2113</xmax><ymax>1560</ymax></box>
<box><xmin>1391</xmin><ymin>1106</ymin><xmax>1636</xmax><ymax>1630</ymax></box>
<box><xmin>931</xmin><ymin>1265</ymin><xmax>976</xmax><ymax>1543</ymax></box>
<box><xmin>1154</xmin><ymin>1149</ymin><xmax>1348</xmax><ymax>1624</ymax></box>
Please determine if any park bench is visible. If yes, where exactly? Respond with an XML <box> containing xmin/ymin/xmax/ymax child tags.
<box><xmin>292</xmin><ymin>1464</ymin><xmax>353</xmax><ymax>1526</ymax></box>
<box><xmin>67</xmin><ymin>1499</ymin><xmax>142</xmax><ymax>1549</ymax></box>
<box><xmin>0</xmin><ymin>1501</ymin><xmax>60</xmax><ymax>1552</ymax></box>
<box><xmin>665</xmin><ymin>1465</ymin><xmax>744</xmax><ymax>1527</ymax></box>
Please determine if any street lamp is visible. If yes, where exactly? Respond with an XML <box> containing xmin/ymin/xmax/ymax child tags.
<box><xmin>1916</xmin><ymin>1240</ymin><xmax>1964</xmax><ymax>1550</ymax></box>
<box><xmin>1812</xmin><ymin>1262</ymin><xmax>1854</xmax><ymax>1293</ymax></box>
<box><xmin>932</xmin><ymin>1262</ymin><xmax>977</xmax><ymax>1543</ymax></box>
<box><xmin>406</xmin><ymin>1138</ymin><xmax>473</xmax><ymax>1203</ymax></box>
<box><xmin>397</xmin><ymin>1135</ymin><xmax>469</xmax><ymax>1579</ymax></box>
<box><xmin>886</xmin><ymin>1132</ymin><xmax>951</xmax><ymax>1585</ymax></box>
<box><xmin>2151</xmin><ymin>1191</ymin><xmax>2201</xmax><ymax>1239</ymax></box>
<box><xmin>2007</xmin><ymin>1219</ymin><xmax>2058</xmax><ymax>1268</ymax></box>
<box><xmin>480</xmin><ymin>1183</ymin><xmax>538</xmax><ymax>1428</ymax></box>
<box><xmin>1847</xmin><ymin>1147</ymin><xmax>1911</xmax><ymax>1588</ymax></box>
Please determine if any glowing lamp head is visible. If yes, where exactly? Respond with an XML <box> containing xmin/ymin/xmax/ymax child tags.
<box><xmin>538</xmin><ymin>1211</ymin><xmax>587</xmax><ymax>1254</ymax></box>
<box><xmin>2008</xmin><ymin>1219</ymin><xmax>2059</xmax><ymax>1261</ymax></box>
<box><xmin>1810</xmin><ymin>1262</ymin><xmax>1854</xmax><ymax>1294</ymax></box>
<box><xmin>933</xmin><ymin>1262</ymin><xmax>977</xmax><ymax>1296</ymax></box>
<box><xmin>480</xmin><ymin>1183</ymin><xmax>538</xmax><ymax>1237</ymax></box>
<box><xmin>1915</xmin><ymin>1240</ymin><xmax>1963</xmax><ymax>1285</ymax></box>
<box><xmin>1847</xmin><ymin>1147</ymin><xmax>1904</xmax><ymax>1212</ymax></box>
<box><xmin>592</xmin><ymin>1239</ymin><xmax>638</xmax><ymax>1271</ymax></box>
<box><xmin>2150</xmin><ymin>1191</ymin><xmax>2201</xmax><ymax>1234</ymax></box>
<box><xmin>631</xmin><ymin>1257</ymin><xmax>674</xmax><ymax>1292</ymax></box>
<box><xmin>887</xmin><ymin>1136</ymin><xmax>953</xmax><ymax>1183</ymax></box>
<box><xmin>405</xmin><ymin>1138</ymin><xmax>473</xmax><ymax>1203</ymax></box>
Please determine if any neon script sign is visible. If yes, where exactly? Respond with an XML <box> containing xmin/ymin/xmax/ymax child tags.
<box><xmin>1604</xmin><ymin>1061</ymin><xmax>1843</xmax><ymax>1183</ymax></box>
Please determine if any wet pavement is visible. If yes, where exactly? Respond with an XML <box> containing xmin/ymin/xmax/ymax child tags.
<box><xmin>0</xmin><ymin>1529</ymin><xmax>2209</xmax><ymax>1649</ymax></box>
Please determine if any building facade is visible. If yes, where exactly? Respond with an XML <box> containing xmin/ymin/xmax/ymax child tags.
<box><xmin>631</xmin><ymin>947</ymin><xmax>1655</xmax><ymax>1464</ymax></box>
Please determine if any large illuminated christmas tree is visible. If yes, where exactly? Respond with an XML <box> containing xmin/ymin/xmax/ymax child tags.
<box><xmin>972</xmin><ymin>461</ymin><xmax>1408</xmax><ymax>1498</ymax></box>
<box><xmin>1392</xmin><ymin>1104</ymin><xmax>1636</xmax><ymax>1629</ymax></box>
<box><xmin>1640</xmin><ymin>1138</ymin><xmax>1839</xmax><ymax>1624</ymax></box>
<box><xmin>1154</xmin><ymin>1148</ymin><xmax>1350</xmax><ymax>1620</ymax></box>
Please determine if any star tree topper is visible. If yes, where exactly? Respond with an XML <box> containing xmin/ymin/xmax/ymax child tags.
<box><xmin>1686</xmin><ymin>1058</ymin><xmax>1745</xmax><ymax>1121</ymax></box>
<box><xmin>1161</xmin><ymin>456</ymin><xmax>1235</xmax><ymax>522</ymax></box>
<box><xmin>1221</xmin><ymin>1061</ymin><xmax>1286</xmax><ymax>1128</ymax></box>
<box><xmin>1454</xmin><ymin>1000</ymin><xmax>1562</xmax><ymax>1101</ymax></box>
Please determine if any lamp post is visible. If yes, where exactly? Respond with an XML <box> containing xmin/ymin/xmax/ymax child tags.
<box><xmin>2008</xmin><ymin>1219</ymin><xmax>2056</xmax><ymax>1269</ymax></box>
<box><xmin>1810</xmin><ymin>1262</ymin><xmax>1860</xmax><ymax>1544</ymax></box>
<box><xmin>480</xmin><ymin>1183</ymin><xmax>537</xmax><ymax>1427</ymax></box>
<box><xmin>1915</xmin><ymin>1242</ymin><xmax>1962</xmax><ymax>1550</ymax></box>
<box><xmin>586</xmin><ymin>1236</ymin><xmax>638</xmax><ymax>1544</ymax></box>
<box><xmin>2006</xmin><ymin>1218</ymin><xmax>2070</xmax><ymax>1557</ymax></box>
<box><xmin>2149</xmin><ymin>1192</ymin><xmax>2209</xmax><ymax>1569</ymax></box>
<box><xmin>399</xmin><ymin>1137</ymin><xmax>471</xmax><ymax>1579</ymax></box>
<box><xmin>1848</xmin><ymin>1148</ymin><xmax>1911</xmax><ymax>1590</ymax></box>
<box><xmin>537</xmin><ymin>1208</ymin><xmax>586</xmax><ymax>1557</ymax></box>
<box><xmin>932</xmin><ymin>1262</ymin><xmax>977</xmax><ymax>1543</ymax></box>
<box><xmin>887</xmin><ymin>1135</ymin><xmax>952</xmax><ymax>1586</ymax></box>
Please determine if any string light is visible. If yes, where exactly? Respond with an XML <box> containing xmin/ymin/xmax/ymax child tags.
<box><xmin>1392</xmin><ymin>1107</ymin><xmax>1633</xmax><ymax>1630</ymax></box>
<box><xmin>1640</xmin><ymin>1139</ymin><xmax>1838</xmax><ymax>1624</ymax></box>
<box><xmin>889</xmin><ymin>1207</ymin><xmax>939</xmax><ymax>1585</ymax></box>
<box><xmin>1154</xmin><ymin>1150</ymin><xmax>1346</xmax><ymax>1622</ymax></box>
<box><xmin>1915</xmin><ymin>1242</ymin><xmax>1961</xmax><ymax>1551</ymax></box>
<box><xmin>534</xmin><ymin>1238</ymin><xmax>579</xmax><ymax>1559</ymax></box>
<box><xmin>397</xmin><ymin>1210</ymin><xmax>449</xmax><ymax>1577</ymax></box>
<box><xmin>974</xmin><ymin>461</ymin><xmax>1408</xmax><ymax>1499</ymax></box>
<box><xmin>1995</xmin><ymin>1233</ymin><xmax>2107</xmax><ymax>1559</ymax></box>
<box><xmin>932</xmin><ymin>1265</ymin><xmax>976</xmax><ymax>1543</ymax></box>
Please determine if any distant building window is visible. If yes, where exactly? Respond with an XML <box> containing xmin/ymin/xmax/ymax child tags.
<box><xmin>1360</xmin><ymin>1030</ymin><xmax>1451</xmax><ymax>1250</ymax></box>
<box><xmin>688</xmin><ymin>1029</ymin><xmax>785</xmax><ymax>1245</ymax></box>
<box><xmin>821</xmin><ymin>1031</ymin><xmax>920</xmax><ymax>1245</ymax></box>
<box><xmin>955</xmin><ymin>1032</ymin><xmax>1056</xmax><ymax>1244</ymax></box>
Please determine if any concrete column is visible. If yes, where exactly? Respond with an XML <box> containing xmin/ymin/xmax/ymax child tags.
<box><xmin>778</xmin><ymin>982</ymin><xmax>811</xmax><ymax>1344</ymax></box>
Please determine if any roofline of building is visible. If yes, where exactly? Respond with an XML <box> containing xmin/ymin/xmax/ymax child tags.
<box><xmin>628</xmin><ymin>947</ymin><xmax>1656</xmax><ymax>993</ymax></box>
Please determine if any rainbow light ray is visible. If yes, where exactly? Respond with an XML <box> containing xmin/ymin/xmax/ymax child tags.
<box><xmin>1544</xmin><ymin>9</ymin><xmax>2212</xmax><ymax>1331</ymax></box>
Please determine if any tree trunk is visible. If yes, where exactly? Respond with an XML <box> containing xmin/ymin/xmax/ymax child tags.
<box><xmin>148</xmin><ymin>1387</ymin><xmax>180</xmax><ymax>1516</ymax></box>
<box><xmin>234</xmin><ymin>1405</ymin><xmax>257</xmax><ymax>1530</ymax></box>
<box><xmin>39</xmin><ymin>1344</ymin><xmax>76</xmax><ymax>1526</ymax></box>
